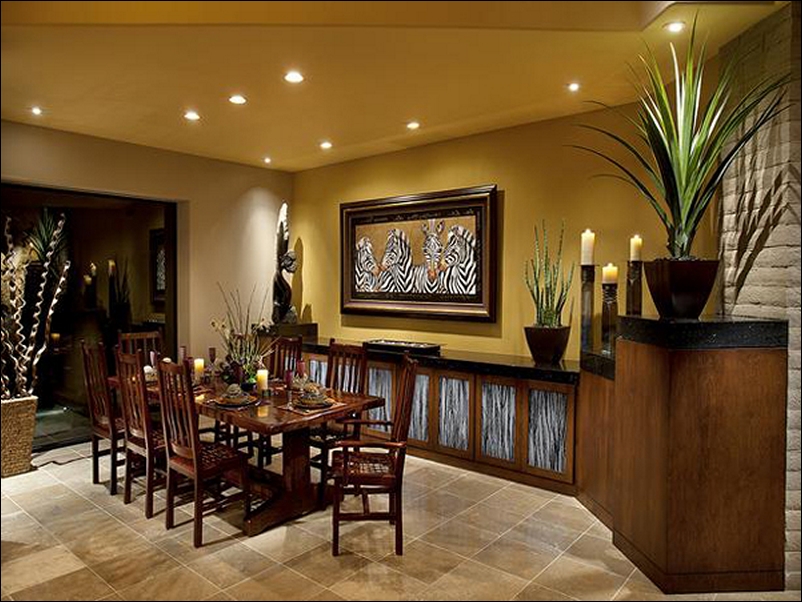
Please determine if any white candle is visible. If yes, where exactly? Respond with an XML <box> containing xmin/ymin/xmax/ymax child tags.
<box><xmin>602</xmin><ymin>263</ymin><xmax>619</xmax><ymax>284</ymax></box>
<box><xmin>630</xmin><ymin>234</ymin><xmax>643</xmax><ymax>261</ymax></box>
<box><xmin>194</xmin><ymin>357</ymin><xmax>204</xmax><ymax>380</ymax></box>
<box><xmin>89</xmin><ymin>262</ymin><xmax>97</xmax><ymax>277</ymax></box>
<box><xmin>83</xmin><ymin>274</ymin><xmax>93</xmax><ymax>285</ymax></box>
<box><xmin>581</xmin><ymin>229</ymin><xmax>596</xmax><ymax>265</ymax></box>
<box><xmin>108</xmin><ymin>259</ymin><xmax>116</xmax><ymax>276</ymax></box>
<box><xmin>257</xmin><ymin>369</ymin><xmax>269</xmax><ymax>392</ymax></box>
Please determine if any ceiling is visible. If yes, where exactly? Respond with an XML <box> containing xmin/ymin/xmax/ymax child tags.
<box><xmin>0</xmin><ymin>1</ymin><xmax>786</xmax><ymax>172</ymax></box>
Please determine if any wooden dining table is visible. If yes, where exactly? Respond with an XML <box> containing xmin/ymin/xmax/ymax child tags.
<box><xmin>108</xmin><ymin>375</ymin><xmax>383</xmax><ymax>535</ymax></box>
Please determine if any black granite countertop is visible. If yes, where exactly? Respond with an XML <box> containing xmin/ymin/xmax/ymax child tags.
<box><xmin>580</xmin><ymin>348</ymin><xmax>616</xmax><ymax>380</ymax></box>
<box><xmin>620</xmin><ymin>315</ymin><xmax>789</xmax><ymax>349</ymax></box>
<box><xmin>302</xmin><ymin>337</ymin><xmax>580</xmax><ymax>385</ymax></box>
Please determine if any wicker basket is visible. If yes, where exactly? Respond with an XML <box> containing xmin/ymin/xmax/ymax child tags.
<box><xmin>1</xmin><ymin>395</ymin><xmax>38</xmax><ymax>477</ymax></box>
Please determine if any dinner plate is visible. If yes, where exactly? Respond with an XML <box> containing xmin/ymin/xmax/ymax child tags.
<box><xmin>294</xmin><ymin>396</ymin><xmax>333</xmax><ymax>409</ymax></box>
<box><xmin>214</xmin><ymin>394</ymin><xmax>258</xmax><ymax>408</ymax></box>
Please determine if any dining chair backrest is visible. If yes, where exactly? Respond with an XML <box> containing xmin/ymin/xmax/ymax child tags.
<box><xmin>390</xmin><ymin>355</ymin><xmax>418</xmax><ymax>446</ymax></box>
<box><xmin>326</xmin><ymin>339</ymin><xmax>368</xmax><ymax>394</ymax></box>
<box><xmin>81</xmin><ymin>340</ymin><xmax>115</xmax><ymax>431</ymax></box>
<box><xmin>116</xmin><ymin>348</ymin><xmax>156</xmax><ymax>444</ymax></box>
<box><xmin>118</xmin><ymin>330</ymin><xmax>163</xmax><ymax>362</ymax></box>
<box><xmin>269</xmin><ymin>336</ymin><xmax>302</xmax><ymax>379</ymax></box>
<box><xmin>157</xmin><ymin>358</ymin><xmax>200</xmax><ymax>466</ymax></box>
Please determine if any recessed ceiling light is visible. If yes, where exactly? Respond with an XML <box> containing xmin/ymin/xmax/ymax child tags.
<box><xmin>31</xmin><ymin>106</ymin><xmax>42</xmax><ymax>116</ymax></box>
<box><xmin>263</xmin><ymin>157</ymin><xmax>272</xmax><ymax>165</ymax></box>
<box><xmin>567</xmin><ymin>82</ymin><xmax>580</xmax><ymax>93</ymax></box>
<box><xmin>184</xmin><ymin>110</ymin><xmax>200</xmax><ymax>121</ymax></box>
<box><xmin>284</xmin><ymin>70</ymin><xmax>304</xmax><ymax>84</ymax></box>
<box><xmin>664</xmin><ymin>21</ymin><xmax>685</xmax><ymax>33</ymax></box>
<box><xmin>228</xmin><ymin>94</ymin><xmax>247</xmax><ymax>105</ymax></box>
<box><xmin>320</xmin><ymin>141</ymin><xmax>333</xmax><ymax>150</ymax></box>
<box><xmin>406</xmin><ymin>121</ymin><xmax>421</xmax><ymax>130</ymax></box>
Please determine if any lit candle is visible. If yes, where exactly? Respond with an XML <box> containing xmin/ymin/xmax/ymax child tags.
<box><xmin>83</xmin><ymin>274</ymin><xmax>93</xmax><ymax>285</ymax></box>
<box><xmin>257</xmin><ymin>369</ymin><xmax>269</xmax><ymax>392</ymax></box>
<box><xmin>108</xmin><ymin>259</ymin><xmax>116</xmax><ymax>276</ymax></box>
<box><xmin>629</xmin><ymin>234</ymin><xmax>643</xmax><ymax>261</ymax></box>
<box><xmin>581</xmin><ymin>229</ymin><xmax>596</xmax><ymax>265</ymax></box>
<box><xmin>194</xmin><ymin>357</ymin><xmax>205</xmax><ymax>380</ymax></box>
<box><xmin>602</xmin><ymin>263</ymin><xmax>619</xmax><ymax>284</ymax></box>
<box><xmin>51</xmin><ymin>332</ymin><xmax>61</xmax><ymax>343</ymax></box>
<box><xmin>89</xmin><ymin>262</ymin><xmax>97</xmax><ymax>277</ymax></box>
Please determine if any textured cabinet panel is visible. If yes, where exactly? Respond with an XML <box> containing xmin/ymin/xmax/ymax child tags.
<box><xmin>528</xmin><ymin>388</ymin><xmax>568</xmax><ymax>473</ymax></box>
<box><xmin>480</xmin><ymin>381</ymin><xmax>516</xmax><ymax>462</ymax></box>
<box><xmin>368</xmin><ymin>366</ymin><xmax>393</xmax><ymax>432</ymax></box>
<box><xmin>438</xmin><ymin>376</ymin><xmax>470</xmax><ymax>451</ymax></box>
<box><xmin>409</xmin><ymin>373</ymin><xmax>430</xmax><ymax>442</ymax></box>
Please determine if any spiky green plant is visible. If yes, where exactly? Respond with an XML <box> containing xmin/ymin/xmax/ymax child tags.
<box><xmin>574</xmin><ymin>21</ymin><xmax>790</xmax><ymax>258</ymax></box>
<box><xmin>525</xmin><ymin>221</ymin><xmax>574</xmax><ymax>327</ymax></box>
<box><xmin>27</xmin><ymin>208</ymin><xmax>67</xmax><ymax>275</ymax></box>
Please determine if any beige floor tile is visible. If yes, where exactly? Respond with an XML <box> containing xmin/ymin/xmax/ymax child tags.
<box><xmin>534</xmin><ymin>556</ymin><xmax>627</xmax><ymax>601</ymax></box>
<box><xmin>226</xmin><ymin>564</ymin><xmax>325</xmax><ymax>600</ymax></box>
<box><xmin>0</xmin><ymin>469</ymin><xmax>60</xmax><ymax>496</ymax></box>
<box><xmin>337</xmin><ymin>522</ymin><xmax>412</xmax><ymax>561</ymax></box>
<box><xmin>117</xmin><ymin>565</ymin><xmax>221</xmax><ymax>600</ymax></box>
<box><xmin>60</xmin><ymin>515</ymin><xmax>143</xmax><ymax>566</ymax></box>
<box><xmin>242</xmin><ymin>524</ymin><xmax>328</xmax><ymax>563</ymax></box>
<box><xmin>154</xmin><ymin>524</ymin><xmax>238</xmax><ymax>563</ymax></box>
<box><xmin>9</xmin><ymin>567</ymin><xmax>114</xmax><ymax>601</ymax></box>
<box><xmin>439</xmin><ymin>474</ymin><xmax>506</xmax><ymax>502</ymax></box>
<box><xmin>420</xmin><ymin>519</ymin><xmax>499</xmax><ymax>557</ymax></box>
<box><xmin>306</xmin><ymin>589</ymin><xmax>347</xmax><ymax>601</ymax></box>
<box><xmin>713</xmin><ymin>593</ymin><xmax>802</xmax><ymax>601</ymax></box>
<box><xmin>204</xmin><ymin>592</ymin><xmax>236</xmax><ymax>601</ymax></box>
<box><xmin>401</xmin><ymin>480</ymin><xmax>433</xmax><ymax>502</ymax></box>
<box><xmin>531</xmin><ymin>500</ymin><xmax>596</xmax><ymax>533</ymax></box>
<box><xmin>405</xmin><ymin>490</ymin><xmax>475</xmax><ymax>518</ymax></box>
<box><xmin>329</xmin><ymin>562</ymin><xmax>427</xmax><ymax>601</ymax></box>
<box><xmin>472</xmin><ymin>532</ymin><xmax>559</xmax><ymax>580</ymax></box>
<box><xmin>564</xmin><ymin>533</ymin><xmax>635</xmax><ymax>577</ymax></box>
<box><xmin>1</xmin><ymin>521</ymin><xmax>61</xmax><ymax>565</ymax></box>
<box><xmin>453</xmin><ymin>501</ymin><xmax>525</xmax><ymax>535</ymax></box>
<box><xmin>397</xmin><ymin>505</ymin><xmax>449</xmax><ymax>538</ymax></box>
<box><xmin>1</xmin><ymin>544</ymin><xmax>86</xmax><ymax>594</ymax></box>
<box><xmin>45</xmin><ymin>507</ymin><xmax>123</xmax><ymax>543</ymax></box>
<box><xmin>507</xmin><ymin>516</ymin><xmax>584</xmax><ymax>553</ymax></box>
<box><xmin>586</xmin><ymin>520</ymin><xmax>613</xmax><ymax>541</ymax></box>
<box><xmin>379</xmin><ymin>539</ymin><xmax>464</xmax><ymax>584</ymax></box>
<box><xmin>421</xmin><ymin>558</ymin><xmax>528</xmax><ymax>601</ymax></box>
<box><xmin>285</xmin><ymin>542</ymin><xmax>370</xmax><ymax>587</ymax></box>
<box><xmin>614</xmin><ymin>569</ymin><xmax>715</xmax><ymax>600</ymax></box>
<box><xmin>404</xmin><ymin>466</ymin><xmax>463</xmax><ymax>489</ymax></box>
<box><xmin>187</xmin><ymin>542</ymin><xmax>277</xmax><ymax>589</ymax></box>
<box><xmin>90</xmin><ymin>539</ymin><xmax>180</xmax><ymax>589</ymax></box>
<box><xmin>482</xmin><ymin>485</ymin><xmax>555</xmax><ymax>517</ymax></box>
<box><xmin>514</xmin><ymin>582</ymin><xmax>575</xmax><ymax>601</ymax></box>
<box><xmin>0</xmin><ymin>496</ymin><xmax>21</xmax><ymax>516</ymax></box>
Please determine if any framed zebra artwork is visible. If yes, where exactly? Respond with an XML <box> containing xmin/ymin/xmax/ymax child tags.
<box><xmin>341</xmin><ymin>184</ymin><xmax>497</xmax><ymax>321</ymax></box>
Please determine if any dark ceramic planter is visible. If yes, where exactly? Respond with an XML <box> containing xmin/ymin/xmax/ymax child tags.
<box><xmin>524</xmin><ymin>325</ymin><xmax>570</xmax><ymax>365</ymax></box>
<box><xmin>644</xmin><ymin>258</ymin><xmax>719</xmax><ymax>320</ymax></box>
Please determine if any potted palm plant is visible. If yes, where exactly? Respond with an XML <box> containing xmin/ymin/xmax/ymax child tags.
<box><xmin>576</xmin><ymin>23</ymin><xmax>789</xmax><ymax>319</ymax></box>
<box><xmin>524</xmin><ymin>221</ymin><xmax>574</xmax><ymax>364</ymax></box>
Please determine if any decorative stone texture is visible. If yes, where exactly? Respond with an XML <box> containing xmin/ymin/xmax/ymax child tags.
<box><xmin>720</xmin><ymin>3</ymin><xmax>801</xmax><ymax>589</ymax></box>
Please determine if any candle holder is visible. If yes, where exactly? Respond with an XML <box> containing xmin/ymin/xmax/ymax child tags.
<box><xmin>581</xmin><ymin>265</ymin><xmax>595</xmax><ymax>350</ymax></box>
<box><xmin>602</xmin><ymin>282</ymin><xmax>618</xmax><ymax>352</ymax></box>
<box><xmin>626</xmin><ymin>260</ymin><xmax>643</xmax><ymax>316</ymax></box>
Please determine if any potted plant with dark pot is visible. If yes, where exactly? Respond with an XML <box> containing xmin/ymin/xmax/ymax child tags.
<box><xmin>577</xmin><ymin>23</ymin><xmax>790</xmax><ymax>319</ymax></box>
<box><xmin>524</xmin><ymin>221</ymin><xmax>574</xmax><ymax>364</ymax></box>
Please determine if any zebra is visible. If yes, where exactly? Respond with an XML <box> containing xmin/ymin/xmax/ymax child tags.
<box><xmin>412</xmin><ymin>219</ymin><xmax>445</xmax><ymax>294</ymax></box>
<box><xmin>441</xmin><ymin>225</ymin><xmax>477</xmax><ymax>295</ymax></box>
<box><xmin>354</xmin><ymin>236</ymin><xmax>379</xmax><ymax>292</ymax></box>
<box><xmin>378</xmin><ymin>228</ymin><xmax>414</xmax><ymax>293</ymax></box>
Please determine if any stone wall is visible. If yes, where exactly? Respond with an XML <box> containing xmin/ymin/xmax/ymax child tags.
<box><xmin>720</xmin><ymin>2</ymin><xmax>801</xmax><ymax>590</ymax></box>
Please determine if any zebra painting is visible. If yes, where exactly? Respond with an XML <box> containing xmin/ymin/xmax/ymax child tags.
<box><xmin>441</xmin><ymin>225</ymin><xmax>477</xmax><ymax>295</ymax></box>
<box><xmin>354</xmin><ymin>236</ymin><xmax>380</xmax><ymax>292</ymax></box>
<box><xmin>378</xmin><ymin>228</ymin><xmax>414</xmax><ymax>293</ymax></box>
<box><xmin>411</xmin><ymin>219</ymin><xmax>445</xmax><ymax>294</ymax></box>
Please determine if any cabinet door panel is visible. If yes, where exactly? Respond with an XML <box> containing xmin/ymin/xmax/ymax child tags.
<box><xmin>525</xmin><ymin>386</ymin><xmax>573</xmax><ymax>482</ymax></box>
<box><xmin>480</xmin><ymin>380</ymin><xmax>517</xmax><ymax>464</ymax></box>
<box><xmin>367</xmin><ymin>365</ymin><xmax>394</xmax><ymax>433</ymax></box>
<box><xmin>409</xmin><ymin>372</ymin><xmax>431</xmax><ymax>443</ymax></box>
<box><xmin>437</xmin><ymin>374</ymin><xmax>472</xmax><ymax>456</ymax></box>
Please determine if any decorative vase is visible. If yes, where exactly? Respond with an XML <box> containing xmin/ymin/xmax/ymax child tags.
<box><xmin>644</xmin><ymin>258</ymin><xmax>720</xmax><ymax>320</ymax></box>
<box><xmin>1</xmin><ymin>395</ymin><xmax>38</xmax><ymax>477</ymax></box>
<box><xmin>524</xmin><ymin>326</ymin><xmax>571</xmax><ymax>365</ymax></box>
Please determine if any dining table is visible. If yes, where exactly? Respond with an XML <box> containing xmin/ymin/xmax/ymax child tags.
<box><xmin>107</xmin><ymin>374</ymin><xmax>384</xmax><ymax>535</ymax></box>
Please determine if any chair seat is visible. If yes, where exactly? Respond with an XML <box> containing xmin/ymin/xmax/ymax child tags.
<box><xmin>331</xmin><ymin>449</ymin><xmax>397</xmax><ymax>485</ymax></box>
<box><xmin>126</xmin><ymin>429</ymin><xmax>166</xmax><ymax>454</ymax></box>
<box><xmin>170</xmin><ymin>441</ymin><xmax>244</xmax><ymax>476</ymax></box>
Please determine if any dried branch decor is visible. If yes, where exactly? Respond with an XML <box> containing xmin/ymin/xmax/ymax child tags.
<box><xmin>1</xmin><ymin>214</ymin><xmax>71</xmax><ymax>399</ymax></box>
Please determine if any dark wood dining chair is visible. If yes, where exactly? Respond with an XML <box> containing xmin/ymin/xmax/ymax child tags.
<box><xmin>255</xmin><ymin>336</ymin><xmax>303</xmax><ymax>468</ymax></box>
<box><xmin>310</xmin><ymin>339</ymin><xmax>369</xmax><ymax>502</ymax></box>
<box><xmin>330</xmin><ymin>354</ymin><xmax>417</xmax><ymax>556</ymax></box>
<box><xmin>157</xmin><ymin>358</ymin><xmax>251</xmax><ymax>548</ymax></box>
<box><xmin>81</xmin><ymin>340</ymin><xmax>124</xmax><ymax>495</ymax></box>
<box><xmin>118</xmin><ymin>330</ymin><xmax>163</xmax><ymax>363</ymax></box>
<box><xmin>116</xmin><ymin>348</ymin><xmax>166</xmax><ymax>518</ymax></box>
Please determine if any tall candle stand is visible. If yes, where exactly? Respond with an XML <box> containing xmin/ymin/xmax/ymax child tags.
<box><xmin>602</xmin><ymin>282</ymin><xmax>619</xmax><ymax>352</ymax></box>
<box><xmin>626</xmin><ymin>260</ymin><xmax>643</xmax><ymax>316</ymax></box>
<box><xmin>581</xmin><ymin>265</ymin><xmax>595</xmax><ymax>350</ymax></box>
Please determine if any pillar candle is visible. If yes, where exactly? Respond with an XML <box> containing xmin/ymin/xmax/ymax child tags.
<box><xmin>83</xmin><ymin>274</ymin><xmax>93</xmax><ymax>286</ymax></box>
<box><xmin>257</xmin><ymin>369</ymin><xmax>269</xmax><ymax>392</ymax></box>
<box><xmin>51</xmin><ymin>332</ymin><xmax>61</xmax><ymax>343</ymax></box>
<box><xmin>89</xmin><ymin>262</ymin><xmax>97</xmax><ymax>277</ymax></box>
<box><xmin>602</xmin><ymin>263</ymin><xmax>619</xmax><ymax>284</ymax></box>
<box><xmin>108</xmin><ymin>259</ymin><xmax>116</xmax><ymax>276</ymax></box>
<box><xmin>581</xmin><ymin>229</ymin><xmax>596</xmax><ymax>265</ymax></box>
<box><xmin>630</xmin><ymin>235</ymin><xmax>643</xmax><ymax>261</ymax></box>
<box><xmin>194</xmin><ymin>358</ymin><xmax>205</xmax><ymax>380</ymax></box>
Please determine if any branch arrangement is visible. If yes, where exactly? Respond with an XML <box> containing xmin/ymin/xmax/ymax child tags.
<box><xmin>1</xmin><ymin>214</ymin><xmax>71</xmax><ymax>400</ymax></box>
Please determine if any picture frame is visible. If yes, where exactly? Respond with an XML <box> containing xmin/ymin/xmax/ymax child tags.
<box><xmin>149</xmin><ymin>228</ymin><xmax>166</xmax><ymax>309</ymax></box>
<box><xmin>341</xmin><ymin>184</ymin><xmax>498</xmax><ymax>321</ymax></box>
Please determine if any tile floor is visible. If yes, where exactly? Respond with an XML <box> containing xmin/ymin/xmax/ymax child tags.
<box><xmin>1</xmin><ymin>442</ymin><xmax>799</xmax><ymax>601</ymax></box>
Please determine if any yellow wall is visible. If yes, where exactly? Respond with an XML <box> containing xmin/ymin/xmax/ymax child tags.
<box><xmin>293</xmin><ymin>105</ymin><xmax>719</xmax><ymax>360</ymax></box>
